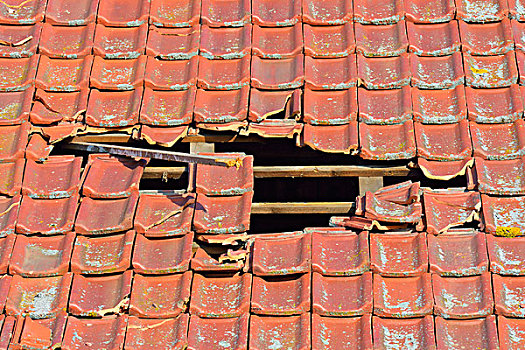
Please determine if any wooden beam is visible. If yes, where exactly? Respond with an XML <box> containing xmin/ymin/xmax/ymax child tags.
<box><xmin>251</xmin><ymin>202</ymin><xmax>355</xmax><ymax>214</ymax></box>
<box><xmin>70</xmin><ymin>133</ymin><xmax>263</xmax><ymax>144</ymax></box>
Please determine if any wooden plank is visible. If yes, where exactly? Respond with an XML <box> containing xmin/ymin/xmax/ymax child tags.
<box><xmin>251</xmin><ymin>202</ymin><xmax>355</xmax><ymax>214</ymax></box>
<box><xmin>190</xmin><ymin>142</ymin><xmax>215</xmax><ymax>154</ymax></box>
<box><xmin>71</xmin><ymin>133</ymin><xmax>263</xmax><ymax>144</ymax></box>
<box><xmin>359</xmin><ymin>176</ymin><xmax>384</xmax><ymax>196</ymax></box>
<box><xmin>142</xmin><ymin>167</ymin><xmax>186</xmax><ymax>179</ymax></box>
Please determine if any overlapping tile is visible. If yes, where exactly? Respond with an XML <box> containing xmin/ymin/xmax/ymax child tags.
<box><xmin>487</xmin><ymin>235</ymin><xmax>525</xmax><ymax>275</ymax></box>
<box><xmin>252</xmin><ymin>232</ymin><xmax>311</xmax><ymax>275</ymax></box>
<box><xmin>471</xmin><ymin>120</ymin><xmax>525</xmax><ymax>159</ymax></box>
<box><xmin>470</xmin><ymin>157</ymin><xmax>525</xmax><ymax>195</ymax></box>
<box><xmin>358</xmin><ymin>86</ymin><xmax>411</xmax><ymax>124</ymax></box>
<box><xmin>39</xmin><ymin>23</ymin><xmax>95</xmax><ymax>59</ymax></box>
<box><xmin>312</xmin><ymin>314</ymin><xmax>372</xmax><ymax>350</ymax></box>
<box><xmin>193</xmin><ymin>192</ymin><xmax>252</xmax><ymax>234</ymax></box>
<box><xmin>300</xmin><ymin>123</ymin><xmax>359</xmax><ymax>154</ymax></box>
<box><xmin>370</xmin><ymin>232</ymin><xmax>427</xmax><ymax>276</ymax></box>
<box><xmin>85</xmin><ymin>87</ymin><xmax>143</xmax><ymax>127</ymax></box>
<box><xmin>355</xmin><ymin>21</ymin><xmax>408</xmax><ymax>57</ymax></box>
<box><xmin>62</xmin><ymin>315</ymin><xmax>128</xmax><ymax>350</ymax></box>
<box><xmin>456</xmin><ymin>0</ymin><xmax>509</xmax><ymax>22</ymax></box>
<box><xmin>146</xmin><ymin>56</ymin><xmax>198</xmax><ymax>90</ymax></box>
<box><xmin>405</xmin><ymin>0</ymin><xmax>455</xmax><ymax>23</ymax></box>
<box><xmin>465</xmin><ymin>85</ymin><xmax>523</xmax><ymax>124</ymax></box>
<box><xmin>201</xmin><ymin>0</ymin><xmax>251</xmax><ymax>27</ymax></box>
<box><xmin>414</xmin><ymin>120</ymin><xmax>472</xmax><ymax>161</ymax></box>
<box><xmin>249</xmin><ymin>314</ymin><xmax>310</xmax><ymax>350</ymax></box>
<box><xmin>188</xmin><ymin>314</ymin><xmax>249</xmax><ymax>350</ymax></box>
<box><xmin>140</xmin><ymin>87</ymin><xmax>195</xmax><ymax>126</ymax></box>
<box><xmin>304</xmin><ymin>23</ymin><xmax>354</xmax><ymax>58</ymax></box>
<box><xmin>372</xmin><ymin>316</ymin><xmax>436</xmax><ymax>349</ymax></box>
<box><xmin>435</xmin><ymin>316</ymin><xmax>499</xmax><ymax>349</ymax></box>
<box><xmin>410</xmin><ymin>52</ymin><xmax>464</xmax><ymax>89</ymax></box>
<box><xmin>357</xmin><ymin>53</ymin><xmax>411</xmax><ymax>89</ymax></box>
<box><xmin>45</xmin><ymin>0</ymin><xmax>99</xmax><ymax>25</ymax></box>
<box><xmin>90</xmin><ymin>56</ymin><xmax>146</xmax><ymax>90</ymax></box>
<box><xmin>0</xmin><ymin>0</ymin><xmax>46</xmax><ymax>24</ymax></box>
<box><xmin>412</xmin><ymin>85</ymin><xmax>467</xmax><ymax>124</ymax></box>
<box><xmin>150</xmin><ymin>0</ymin><xmax>201</xmax><ymax>27</ymax></box>
<box><xmin>146</xmin><ymin>26</ymin><xmax>200</xmax><ymax>60</ymax></box>
<box><xmin>359</xmin><ymin>121</ymin><xmax>416</xmax><ymax>160</ymax></box>
<box><xmin>133</xmin><ymin>233</ymin><xmax>193</xmax><ymax>274</ymax></box>
<box><xmin>93</xmin><ymin>23</ymin><xmax>147</xmax><ymax>59</ymax></box>
<box><xmin>407</xmin><ymin>21</ymin><xmax>460</xmax><ymax>56</ymax></box>
<box><xmin>251</xmin><ymin>273</ymin><xmax>310</xmax><ymax>315</ymax></box>
<box><xmin>353</xmin><ymin>0</ymin><xmax>404</xmax><ymax>24</ymax></box>
<box><xmin>460</xmin><ymin>18</ymin><xmax>514</xmax><ymax>56</ymax></box>
<box><xmin>97</xmin><ymin>0</ymin><xmax>149</xmax><ymax>27</ymax></box>
<box><xmin>305</xmin><ymin>55</ymin><xmax>357</xmax><ymax>90</ymax></box>
<box><xmin>0</xmin><ymin>24</ymin><xmax>41</xmax><ymax>58</ymax></box>
<box><xmin>126</xmin><ymin>315</ymin><xmax>189</xmax><ymax>350</ymax></box>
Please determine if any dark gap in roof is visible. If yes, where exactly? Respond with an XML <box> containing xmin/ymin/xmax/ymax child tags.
<box><xmin>250</xmin><ymin>214</ymin><xmax>334</xmax><ymax>234</ymax></box>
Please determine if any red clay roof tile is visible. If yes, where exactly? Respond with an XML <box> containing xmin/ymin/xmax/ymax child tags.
<box><xmin>0</xmin><ymin>195</ymin><xmax>20</xmax><ymax>237</ymax></box>
<box><xmin>125</xmin><ymin>315</ymin><xmax>189</xmax><ymax>350</ymax></box>
<box><xmin>25</xmin><ymin>133</ymin><xmax>53</xmax><ymax>161</ymax></box>
<box><xmin>405</xmin><ymin>0</ymin><xmax>455</xmax><ymax>23</ymax></box>
<box><xmin>74</xmin><ymin>193</ymin><xmax>138</xmax><ymax>235</ymax></box>
<box><xmin>188</xmin><ymin>314</ymin><xmax>249</xmax><ymax>350</ymax></box>
<box><xmin>16</xmin><ymin>195</ymin><xmax>78</xmax><ymax>235</ymax></box>
<box><xmin>85</xmin><ymin>87</ymin><xmax>143</xmax><ymax>127</ymax></box>
<box><xmin>145</xmin><ymin>57</ymin><xmax>198</xmax><ymax>90</ymax></box>
<box><xmin>513</xmin><ymin>17</ymin><xmax>525</xmax><ymax>53</ymax></box>
<box><xmin>493</xmin><ymin>274</ymin><xmax>525</xmax><ymax>317</ymax></box>
<box><xmin>45</xmin><ymin>0</ymin><xmax>99</xmax><ymax>25</ymax></box>
<box><xmin>471</xmin><ymin>157</ymin><xmax>525</xmax><ymax>195</ymax></box>
<box><xmin>10</xmin><ymin>233</ymin><xmax>74</xmax><ymax>277</ymax></box>
<box><xmin>130</xmin><ymin>272</ymin><xmax>191</xmax><ymax>318</ymax></box>
<box><xmin>0</xmin><ymin>235</ymin><xmax>14</xmax><ymax>274</ymax></box>
<box><xmin>410</xmin><ymin>52</ymin><xmax>464</xmax><ymax>89</ymax></box>
<box><xmin>370</xmin><ymin>232</ymin><xmax>427</xmax><ymax>276</ymax></box>
<box><xmin>0</xmin><ymin>0</ymin><xmax>46</xmax><ymax>24</ymax></box>
<box><xmin>193</xmin><ymin>192</ymin><xmax>252</xmax><ymax>234</ymax></box>
<box><xmin>460</xmin><ymin>18</ymin><xmax>514</xmax><ymax>56</ymax></box>
<box><xmin>428</xmin><ymin>231</ymin><xmax>488</xmax><ymax>276</ymax></box>
<box><xmin>93</xmin><ymin>23</ymin><xmax>147</xmax><ymax>59</ymax></box>
<box><xmin>12</xmin><ymin>312</ymin><xmax>67</xmax><ymax>350</ymax></box>
<box><xmin>303</xmin><ymin>88</ymin><xmax>355</xmax><ymax>125</ymax></box>
<box><xmin>406</xmin><ymin>21</ymin><xmax>460</xmax><ymax>56</ymax></box>
<box><xmin>140</xmin><ymin>87</ymin><xmax>195</xmax><ymax>126</ymax></box>
<box><xmin>90</xmin><ymin>56</ymin><xmax>146</xmax><ymax>90</ymax></box>
<box><xmin>194</xmin><ymin>87</ymin><xmax>248</xmax><ymax>123</ymax></box>
<box><xmin>246</xmin><ymin>118</ymin><xmax>303</xmax><ymax>138</ymax></box>
<box><xmin>251</xmin><ymin>273</ymin><xmax>310</xmax><ymax>315</ymax></box>
<box><xmin>313</xmin><ymin>272</ymin><xmax>372</xmax><ymax>316</ymax></box>
<box><xmin>0</xmin><ymin>159</ymin><xmax>23</xmax><ymax>196</ymax></box>
<box><xmin>0</xmin><ymin>55</ymin><xmax>38</xmax><ymax>92</ymax></box>
<box><xmin>302</xmin><ymin>0</ymin><xmax>352</xmax><ymax>25</ymax></box>
<box><xmin>471</xmin><ymin>120</ymin><xmax>525</xmax><ymax>160</ymax></box>
<box><xmin>200</xmin><ymin>25</ymin><xmax>251</xmax><ymax>59</ymax></box>
<box><xmin>487</xmin><ymin>235</ymin><xmax>525</xmax><ymax>275</ymax></box>
<box><xmin>412</xmin><ymin>85</ymin><xmax>467</xmax><ymax>124</ymax></box>
<box><xmin>435</xmin><ymin>316</ymin><xmax>499</xmax><ymax>349</ymax></box>
<box><xmin>353</xmin><ymin>0</ymin><xmax>404</xmax><ymax>24</ymax></box>
<box><xmin>466</xmin><ymin>85</ymin><xmax>523</xmax><ymax>124</ymax></box>
<box><xmin>35</xmin><ymin>56</ymin><xmax>93</xmax><ymax>92</ymax></box>
<box><xmin>251</xmin><ymin>55</ymin><xmax>304</xmax><ymax>90</ymax></box>
<box><xmin>363</xmin><ymin>192</ymin><xmax>423</xmax><ymax>223</ymax></box>
<box><xmin>71</xmin><ymin>231</ymin><xmax>134</xmax><ymax>275</ymax></box>
<box><xmin>357</xmin><ymin>53</ymin><xmax>411</xmax><ymax>89</ymax></box>
<box><xmin>358</xmin><ymin>86</ymin><xmax>411</xmax><ymax>124</ymax></box>
<box><xmin>197</xmin><ymin>56</ymin><xmax>250</xmax><ymax>90</ymax></box>
<box><xmin>305</xmin><ymin>55</ymin><xmax>357</xmax><ymax>90</ymax></box>
<box><xmin>30</xmin><ymin>89</ymin><xmax>88</xmax><ymax>124</ymax></box>
<box><xmin>355</xmin><ymin>21</ymin><xmax>408</xmax><ymax>57</ymax></box>
<box><xmin>97</xmin><ymin>0</ymin><xmax>150</xmax><ymax>27</ymax></box>
<box><xmin>359</xmin><ymin>121</ymin><xmax>416</xmax><ymax>160</ymax></box>
<box><xmin>190</xmin><ymin>273</ymin><xmax>251</xmax><ymax>317</ymax></box>
<box><xmin>252</xmin><ymin>24</ymin><xmax>301</xmax><ymax>59</ymax></box>
<box><xmin>0</xmin><ymin>24</ymin><xmax>41</xmax><ymax>58</ymax></box>
<box><xmin>414</xmin><ymin>120</ymin><xmax>472</xmax><ymax>161</ymax></box>
<box><xmin>139</xmin><ymin>125</ymin><xmax>189</xmax><ymax>147</ymax></box>
<box><xmin>481</xmin><ymin>194</ymin><xmax>525</xmax><ymax>235</ymax></box>
<box><xmin>464</xmin><ymin>52</ymin><xmax>518</xmax><ymax>88</ymax></box>
<box><xmin>249</xmin><ymin>88</ymin><xmax>301</xmax><ymax>122</ymax></box>
<box><xmin>252</xmin><ymin>232</ymin><xmax>311</xmax><ymax>275</ymax></box>
<box><xmin>146</xmin><ymin>26</ymin><xmax>200</xmax><ymax>60</ymax></box>
<box><xmin>0</xmin><ymin>88</ymin><xmax>33</xmax><ymax>125</ymax></box>
<box><xmin>312</xmin><ymin>314</ymin><xmax>372</xmax><ymax>350</ymax></box>
<box><xmin>456</xmin><ymin>0</ymin><xmax>509</xmax><ymax>22</ymax></box>
<box><xmin>39</xmin><ymin>23</ymin><xmax>95</xmax><ymax>59</ymax></box>
<box><xmin>191</xmin><ymin>246</ymin><xmax>247</xmax><ymax>272</ymax></box>
<box><xmin>304</xmin><ymin>23</ymin><xmax>354</xmax><ymax>58</ymax></box>
<box><xmin>372</xmin><ymin>315</ymin><xmax>435</xmax><ymax>349</ymax></box>
<box><xmin>132</xmin><ymin>233</ymin><xmax>193</xmax><ymax>274</ymax></box>
<box><xmin>62</xmin><ymin>315</ymin><xmax>128</xmax><ymax>350</ymax></box>
<box><xmin>6</xmin><ymin>273</ymin><xmax>72</xmax><ymax>319</ymax></box>
<box><xmin>201</xmin><ymin>0</ymin><xmax>250</xmax><ymax>27</ymax></box>
<box><xmin>252</xmin><ymin>0</ymin><xmax>300</xmax><ymax>26</ymax></box>
<box><xmin>498</xmin><ymin>316</ymin><xmax>525</xmax><ymax>349</ymax></box>
<box><xmin>0</xmin><ymin>275</ymin><xmax>10</xmax><ymax>313</ymax></box>
<box><xmin>149</xmin><ymin>0</ymin><xmax>201</xmax><ymax>27</ymax></box>
<box><xmin>249</xmin><ymin>314</ymin><xmax>310</xmax><ymax>350</ymax></box>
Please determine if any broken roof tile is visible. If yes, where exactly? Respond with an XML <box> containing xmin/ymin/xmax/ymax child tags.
<box><xmin>471</xmin><ymin>157</ymin><xmax>525</xmax><ymax>195</ymax></box>
<box><xmin>69</xmin><ymin>271</ymin><xmax>132</xmax><ymax>317</ymax></box>
<box><xmin>81</xmin><ymin>154</ymin><xmax>146</xmax><ymax>199</ymax></box>
<box><xmin>22</xmin><ymin>156</ymin><xmax>82</xmax><ymax>199</ymax></box>
<box><xmin>373</xmin><ymin>315</ymin><xmax>435</xmax><ymax>349</ymax></box>
<box><xmin>126</xmin><ymin>315</ymin><xmax>189</xmax><ymax>349</ymax></box>
<box><xmin>146</xmin><ymin>26</ymin><xmax>200</xmax><ymax>60</ymax></box>
<box><xmin>12</xmin><ymin>311</ymin><xmax>67</xmax><ymax>350</ymax></box>
<box><xmin>145</xmin><ymin>56</ymin><xmax>198</xmax><ymax>90</ymax></box>
<box><xmin>71</xmin><ymin>231</ymin><xmax>134</xmax><ymax>275</ymax></box>
<box><xmin>191</xmin><ymin>246</ymin><xmax>247</xmax><ymax>272</ymax></box>
<box><xmin>363</xmin><ymin>193</ymin><xmax>422</xmax><ymax>223</ymax></box>
<box><xmin>301</xmin><ymin>122</ymin><xmax>359</xmax><ymax>154</ymax></box>
<box><xmin>197</xmin><ymin>56</ymin><xmax>249</xmax><ymax>90</ymax></box>
<box><xmin>190</xmin><ymin>273</ymin><xmax>251</xmax><ymax>317</ymax></box>
<box><xmin>423</xmin><ymin>189</ymin><xmax>481</xmax><ymax>235</ymax></box>
<box><xmin>428</xmin><ymin>231</ymin><xmax>488</xmax><ymax>276</ymax></box>
<box><xmin>188</xmin><ymin>314</ymin><xmax>249</xmax><ymax>350</ymax></box>
<box><xmin>464</xmin><ymin>52</ymin><xmax>518</xmax><ymax>88</ymax></box>
<box><xmin>312</xmin><ymin>230</ymin><xmax>369</xmax><ymax>276</ymax></box>
<box><xmin>25</xmin><ymin>133</ymin><xmax>53</xmax><ymax>161</ymax></box>
<box><xmin>433</xmin><ymin>272</ymin><xmax>494</xmax><ymax>318</ymax></box>
<box><xmin>252</xmin><ymin>0</ymin><xmax>300</xmax><ymax>26</ymax></box>
<box><xmin>465</xmin><ymin>85</ymin><xmax>523</xmax><ymax>124</ymax></box>
<box><xmin>0</xmin><ymin>123</ymin><xmax>29</xmax><ymax>161</ymax></box>
<box><xmin>313</xmin><ymin>272</ymin><xmax>372</xmax><ymax>316</ymax></box>
<box><xmin>0</xmin><ymin>275</ymin><xmax>10</xmax><ymax>312</ymax></box>
<box><xmin>412</xmin><ymin>85</ymin><xmax>467</xmax><ymax>124</ymax></box>
<box><xmin>193</xmin><ymin>87</ymin><xmax>248</xmax><ymax>123</ymax></box>
<box><xmin>406</xmin><ymin>21</ymin><xmax>460</xmax><ymax>56</ymax></box>
<box><xmin>498</xmin><ymin>316</ymin><xmax>525</xmax><ymax>350</ymax></box>
<box><xmin>246</xmin><ymin>118</ymin><xmax>303</xmax><ymax>138</ymax></box>
<box><xmin>0</xmin><ymin>235</ymin><xmax>14</xmax><ymax>274</ymax></box>
<box><xmin>353</xmin><ymin>0</ymin><xmax>404</xmax><ymax>24</ymax></box>
<box><xmin>6</xmin><ymin>273</ymin><xmax>72</xmax><ymax>319</ymax></box>
<box><xmin>0</xmin><ymin>195</ymin><xmax>20</xmax><ymax>237</ymax></box>
<box><xmin>374</xmin><ymin>273</ymin><xmax>433</xmax><ymax>318</ymax></box>
<box><xmin>249</xmin><ymin>88</ymin><xmax>301</xmax><ymax>122</ymax></box>
<box><xmin>75</xmin><ymin>193</ymin><xmax>138</xmax><ymax>235</ymax></box>
<box><xmin>0</xmin><ymin>159</ymin><xmax>23</xmax><ymax>196</ymax></box>
<box><xmin>30</xmin><ymin>89</ymin><xmax>88</xmax><ymax>124</ymax></box>
<box><xmin>460</xmin><ymin>18</ymin><xmax>514</xmax><ymax>56</ymax></box>
<box><xmin>304</xmin><ymin>23</ymin><xmax>354</xmax><ymax>58</ymax></box>
<box><xmin>250</xmin><ymin>314</ymin><xmax>310</xmax><ymax>350</ymax></box>
<box><xmin>39</xmin><ymin>23</ymin><xmax>94</xmax><ymax>59</ymax></box>
<box><xmin>251</xmin><ymin>273</ymin><xmax>310</xmax><ymax>315</ymax></box>
<box><xmin>410</xmin><ymin>52</ymin><xmax>464</xmax><ymax>89</ymax></box>
<box><xmin>140</xmin><ymin>87</ymin><xmax>195</xmax><ymax>126</ymax></box>
<box><xmin>150</xmin><ymin>0</ymin><xmax>201</xmax><ymax>27</ymax></box>
<box><xmin>133</xmin><ymin>233</ymin><xmax>193</xmax><ymax>274</ymax></box>
<box><xmin>355</xmin><ymin>21</ymin><xmax>408</xmax><ymax>57</ymax></box>
<box><xmin>45</xmin><ymin>0</ymin><xmax>99</xmax><ymax>25</ymax></box>
<box><xmin>0</xmin><ymin>24</ymin><xmax>41</xmax><ymax>58</ymax></box>
<box><xmin>85</xmin><ymin>87</ymin><xmax>143</xmax><ymax>127</ymax></box>
<box><xmin>422</xmin><ymin>159</ymin><xmax>467</xmax><ymax>182</ymax></box>
<box><xmin>358</xmin><ymin>86</ymin><xmax>411</xmax><ymax>125</ymax></box>
<box><xmin>63</xmin><ymin>315</ymin><xmax>128</xmax><ymax>350</ymax></box>
<box><xmin>200</xmin><ymin>25</ymin><xmax>251</xmax><ymax>59</ymax></box>
<box><xmin>0</xmin><ymin>55</ymin><xmax>38</xmax><ymax>92</ymax></box>
<box><xmin>0</xmin><ymin>0</ymin><xmax>45</xmax><ymax>24</ymax></box>
<box><xmin>35</xmin><ymin>56</ymin><xmax>93</xmax><ymax>92</ymax></box>
<box><xmin>201</xmin><ymin>0</ymin><xmax>250</xmax><ymax>27</ymax></box>
<box><xmin>312</xmin><ymin>314</ymin><xmax>372</xmax><ymax>350</ymax></box>
<box><xmin>130</xmin><ymin>272</ymin><xmax>191</xmax><ymax>318</ymax></box>
<box><xmin>482</xmin><ymin>194</ymin><xmax>525</xmax><ymax>236</ymax></box>
<box><xmin>493</xmin><ymin>274</ymin><xmax>525</xmax><ymax>317</ymax></box>
<box><xmin>251</xmin><ymin>55</ymin><xmax>304</xmax><ymax>90</ymax></box>
<box><xmin>471</xmin><ymin>120</ymin><xmax>525</xmax><ymax>160</ymax></box>
<box><xmin>252</xmin><ymin>24</ymin><xmax>301</xmax><ymax>59</ymax></box>
<box><xmin>303</xmin><ymin>88</ymin><xmax>356</xmax><ymax>125</ymax></box>
<box><xmin>305</xmin><ymin>55</ymin><xmax>357</xmax><ymax>90</ymax></box>
<box><xmin>93</xmin><ymin>23</ymin><xmax>147</xmax><ymax>59</ymax></box>
<box><xmin>405</xmin><ymin>0</ymin><xmax>455</xmax><ymax>23</ymax></box>
<box><xmin>370</xmin><ymin>232</ymin><xmax>427</xmax><ymax>276</ymax></box>
<box><xmin>10</xmin><ymin>232</ymin><xmax>74</xmax><ymax>277</ymax></box>
<box><xmin>134</xmin><ymin>193</ymin><xmax>194</xmax><ymax>236</ymax></box>
<box><xmin>193</xmin><ymin>192</ymin><xmax>252</xmax><ymax>234</ymax></box>
<box><xmin>456</xmin><ymin>0</ymin><xmax>509</xmax><ymax>22</ymax></box>
<box><xmin>487</xmin><ymin>235</ymin><xmax>525</xmax><ymax>275</ymax></box>
<box><xmin>373</xmin><ymin>180</ymin><xmax>420</xmax><ymax>204</ymax></box>
<box><xmin>140</xmin><ymin>125</ymin><xmax>189</xmax><ymax>147</ymax></box>
<box><xmin>90</xmin><ymin>56</ymin><xmax>146</xmax><ymax>90</ymax></box>
<box><xmin>252</xmin><ymin>232</ymin><xmax>311</xmax><ymax>275</ymax></box>
<box><xmin>359</xmin><ymin>121</ymin><xmax>416</xmax><ymax>160</ymax></box>
<box><xmin>414</xmin><ymin>120</ymin><xmax>472</xmax><ymax>161</ymax></box>
<box><xmin>16</xmin><ymin>195</ymin><xmax>78</xmax><ymax>235</ymax></box>
<box><xmin>0</xmin><ymin>88</ymin><xmax>33</xmax><ymax>125</ymax></box>
<box><xmin>302</xmin><ymin>0</ymin><xmax>352</xmax><ymax>25</ymax></box>
<box><xmin>435</xmin><ymin>316</ymin><xmax>499</xmax><ymax>349</ymax></box>
<box><xmin>97</xmin><ymin>0</ymin><xmax>149</xmax><ymax>27</ymax></box>
<box><xmin>357</xmin><ymin>53</ymin><xmax>410</xmax><ymax>89</ymax></box>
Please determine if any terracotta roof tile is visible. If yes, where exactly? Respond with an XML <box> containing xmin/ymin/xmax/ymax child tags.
<box><xmin>22</xmin><ymin>156</ymin><xmax>81</xmax><ymax>199</ymax></box>
<box><xmin>139</xmin><ymin>125</ymin><xmax>189</xmax><ymax>147</ymax></box>
<box><xmin>193</xmin><ymin>192</ymin><xmax>252</xmax><ymax>234</ymax></box>
<box><xmin>85</xmin><ymin>87</ymin><xmax>143</xmax><ymax>127</ymax></box>
<box><xmin>201</xmin><ymin>0</ymin><xmax>251</xmax><ymax>27</ymax></box>
<box><xmin>16</xmin><ymin>195</ymin><xmax>78</xmax><ymax>235</ymax></box>
<box><xmin>0</xmin><ymin>24</ymin><xmax>41</xmax><ymax>58</ymax></box>
<box><xmin>149</xmin><ymin>0</ymin><xmax>201</xmax><ymax>27</ymax></box>
<box><xmin>140</xmin><ymin>87</ymin><xmax>195</xmax><ymax>126</ymax></box>
<box><xmin>513</xmin><ymin>18</ymin><xmax>525</xmax><ymax>54</ymax></box>
<box><xmin>311</xmin><ymin>229</ymin><xmax>369</xmax><ymax>276</ymax></box>
<box><xmin>303</xmin><ymin>23</ymin><xmax>354</xmax><ymax>58</ymax></box>
<box><xmin>39</xmin><ymin>23</ymin><xmax>95</xmax><ymax>59</ymax></box>
<box><xmin>252</xmin><ymin>232</ymin><xmax>311</xmax><ymax>275</ymax></box>
<box><xmin>353</xmin><ymin>0</ymin><xmax>404</xmax><ymax>24</ymax></box>
<box><xmin>251</xmin><ymin>55</ymin><xmax>304</xmax><ymax>90</ymax></box>
<box><xmin>492</xmin><ymin>274</ymin><xmax>525</xmax><ymax>317</ymax></box>
<box><xmin>30</xmin><ymin>89</ymin><xmax>88</xmax><ymax>124</ymax></box>
<box><xmin>132</xmin><ymin>233</ymin><xmax>193</xmax><ymax>274</ymax></box>
<box><xmin>249</xmin><ymin>314</ymin><xmax>310</xmax><ymax>350</ymax></box>
<box><xmin>0</xmin><ymin>0</ymin><xmax>46</xmax><ymax>24</ymax></box>
<box><xmin>249</xmin><ymin>88</ymin><xmax>301</xmax><ymax>122</ymax></box>
<box><xmin>355</xmin><ymin>21</ymin><xmax>408</xmax><ymax>57</ymax></box>
<box><xmin>302</xmin><ymin>0</ymin><xmax>352</xmax><ymax>25</ymax></box>
<box><xmin>0</xmin><ymin>195</ymin><xmax>20</xmax><ymax>237</ymax></box>
<box><xmin>358</xmin><ymin>86</ymin><xmax>411</xmax><ymax>124</ymax></box>
<box><xmin>301</xmin><ymin>122</ymin><xmax>359</xmax><ymax>154</ymax></box>
<box><xmin>456</xmin><ymin>0</ymin><xmax>509</xmax><ymax>22</ymax></box>
<box><xmin>465</xmin><ymin>85</ymin><xmax>523</xmax><ymax>124</ymax></box>
<box><xmin>6</xmin><ymin>273</ymin><xmax>72</xmax><ymax>318</ymax></box>
<box><xmin>372</xmin><ymin>315</ymin><xmax>435</xmax><ymax>349</ymax></box>
<box><xmin>487</xmin><ymin>235</ymin><xmax>525</xmax><ymax>275</ymax></box>
<box><xmin>412</xmin><ymin>85</ymin><xmax>467</xmax><ymax>124</ymax></box>
<box><xmin>471</xmin><ymin>120</ymin><xmax>525</xmax><ymax>160</ymax></box>
<box><xmin>470</xmin><ymin>157</ymin><xmax>525</xmax><ymax>195</ymax></box>
<box><xmin>0</xmin><ymin>88</ymin><xmax>33</xmax><ymax>125</ymax></box>
<box><xmin>12</xmin><ymin>312</ymin><xmax>67</xmax><ymax>350</ymax></box>
<box><xmin>62</xmin><ymin>315</ymin><xmax>128</xmax><ymax>350</ymax></box>
<box><xmin>69</xmin><ymin>271</ymin><xmax>132</xmax><ymax>316</ymax></box>
<box><xmin>363</xmin><ymin>192</ymin><xmax>422</xmax><ymax>223</ymax></box>
<box><xmin>90</xmin><ymin>56</ymin><xmax>147</xmax><ymax>90</ymax></box>
<box><xmin>414</xmin><ymin>120</ymin><xmax>472</xmax><ymax>161</ymax></box>
<box><xmin>188</xmin><ymin>314</ymin><xmax>249</xmax><ymax>350</ymax></box>
<box><xmin>0</xmin><ymin>235</ymin><xmax>14</xmax><ymax>274</ymax></box>
<box><xmin>246</xmin><ymin>118</ymin><xmax>303</xmax><ymax>138</ymax></box>
<box><xmin>146</xmin><ymin>26</ymin><xmax>200</xmax><ymax>60</ymax></box>
<box><xmin>35</xmin><ymin>56</ymin><xmax>93</xmax><ymax>92</ymax></box>
<box><xmin>464</xmin><ymin>52</ymin><xmax>518</xmax><ymax>88</ymax></box>
<box><xmin>191</xmin><ymin>246</ymin><xmax>248</xmax><ymax>272</ymax></box>
<box><xmin>357</xmin><ymin>53</ymin><xmax>411</xmax><ymax>89</ymax></box>
<box><xmin>313</xmin><ymin>272</ymin><xmax>372</xmax><ymax>316</ymax></box>
<box><xmin>0</xmin><ymin>56</ymin><xmax>38</xmax><ymax>92</ymax></box>
<box><xmin>25</xmin><ymin>133</ymin><xmax>53</xmax><ymax>161</ymax></box>
<box><xmin>359</xmin><ymin>121</ymin><xmax>416</xmax><ymax>160</ymax></box>
<box><xmin>481</xmin><ymin>194</ymin><xmax>525</xmax><ymax>236</ymax></box>
<box><xmin>197</xmin><ymin>56</ymin><xmax>250</xmax><ymax>90</ymax></box>
<box><xmin>201</xmin><ymin>25</ymin><xmax>251</xmax><ymax>59</ymax></box>
<box><xmin>460</xmin><ymin>18</ymin><xmax>514</xmax><ymax>56</ymax></box>
<box><xmin>312</xmin><ymin>314</ymin><xmax>372</xmax><ymax>349</ymax></box>
<box><xmin>190</xmin><ymin>273</ymin><xmax>251</xmax><ymax>317</ymax></box>
<box><xmin>435</xmin><ymin>316</ymin><xmax>499</xmax><ymax>349</ymax></box>
<box><xmin>405</xmin><ymin>0</ymin><xmax>455</xmax><ymax>23</ymax></box>
<box><xmin>252</xmin><ymin>0</ymin><xmax>300</xmax><ymax>26</ymax></box>
<box><xmin>0</xmin><ymin>159</ymin><xmax>23</xmax><ymax>197</ymax></box>
<box><xmin>93</xmin><ymin>23</ymin><xmax>148</xmax><ymax>59</ymax></box>
<box><xmin>251</xmin><ymin>273</ymin><xmax>310</xmax><ymax>315</ymax></box>
<box><xmin>97</xmin><ymin>0</ymin><xmax>150</xmax><ymax>27</ymax></box>
<box><xmin>194</xmin><ymin>87</ymin><xmax>249</xmax><ymax>123</ymax></box>
<box><xmin>10</xmin><ymin>233</ymin><xmax>74</xmax><ymax>277</ymax></box>
<box><xmin>370</xmin><ymin>232</ymin><xmax>427</xmax><ymax>276</ymax></box>
<box><xmin>498</xmin><ymin>316</ymin><xmax>525</xmax><ymax>349</ymax></box>
<box><xmin>406</xmin><ymin>21</ymin><xmax>460</xmax><ymax>56</ymax></box>
<box><xmin>45</xmin><ymin>0</ymin><xmax>99</xmax><ymax>25</ymax></box>
<box><xmin>303</xmin><ymin>88</ymin><xmax>356</xmax><ymax>125</ymax></box>
<box><xmin>428</xmin><ymin>231</ymin><xmax>488</xmax><ymax>276</ymax></box>
<box><xmin>125</xmin><ymin>315</ymin><xmax>189</xmax><ymax>349</ymax></box>
<box><xmin>410</xmin><ymin>52</ymin><xmax>464</xmax><ymax>89</ymax></box>
<box><xmin>252</xmin><ymin>24</ymin><xmax>301</xmax><ymax>59</ymax></box>
<box><xmin>145</xmin><ymin>56</ymin><xmax>198</xmax><ymax>90</ymax></box>
<box><xmin>305</xmin><ymin>55</ymin><xmax>357</xmax><ymax>90</ymax></box>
